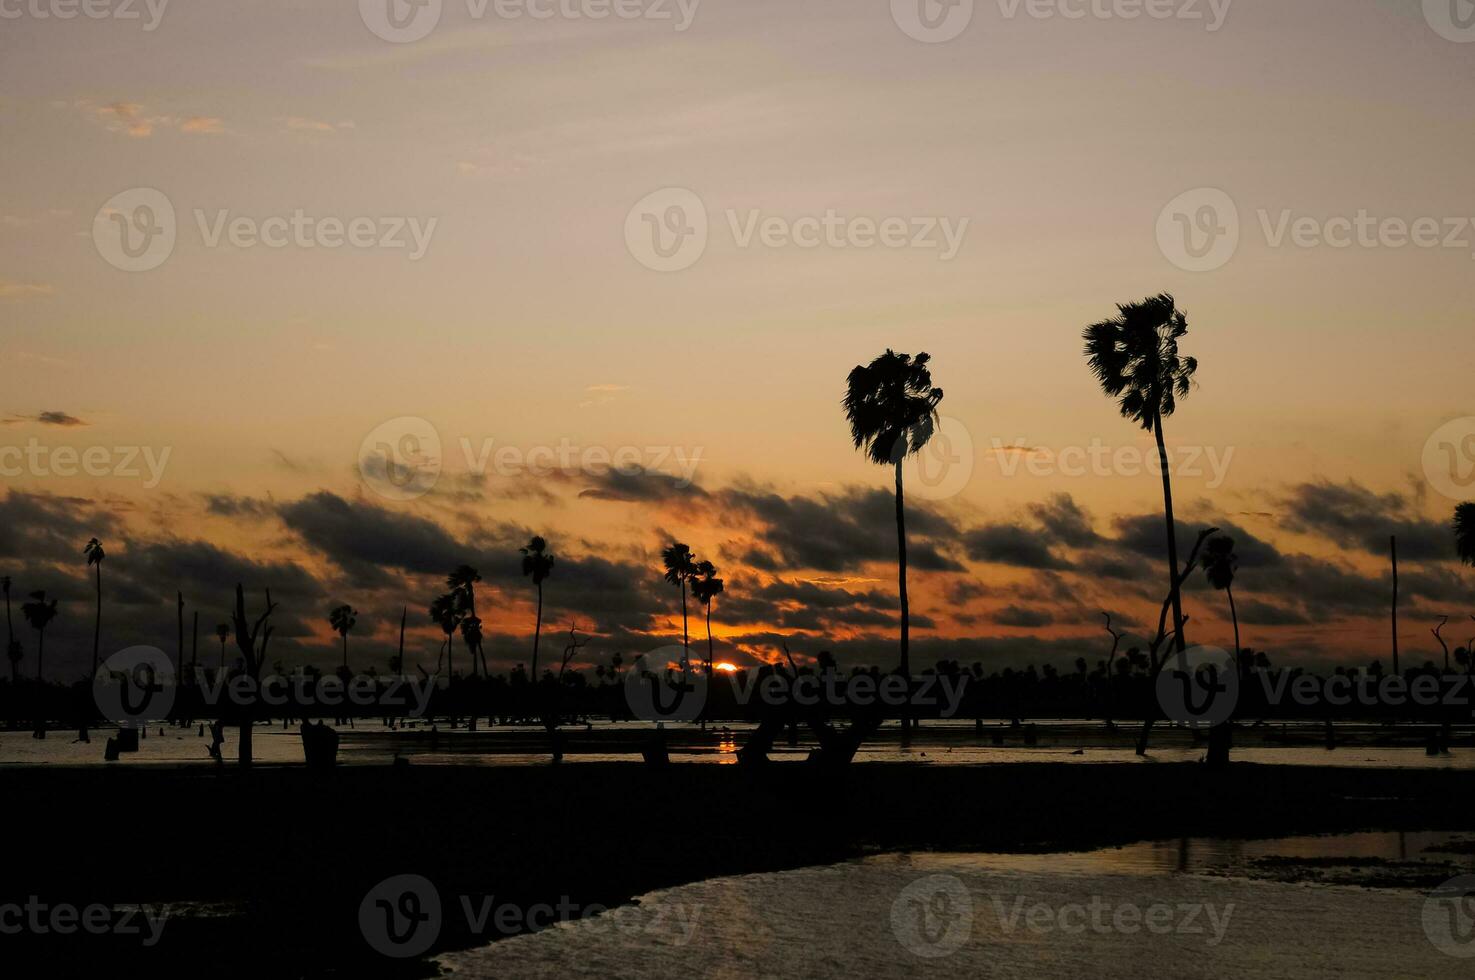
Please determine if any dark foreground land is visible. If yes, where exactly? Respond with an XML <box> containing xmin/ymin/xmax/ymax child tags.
<box><xmin>3</xmin><ymin>762</ymin><xmax>1470</xmax><ymax>978</ymax></box>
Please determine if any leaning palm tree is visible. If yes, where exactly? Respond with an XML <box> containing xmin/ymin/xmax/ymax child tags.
<box><xmin>446</xmin><ymin>565</ymin><xmax>484</xmax><ymax>677</ymax></box>
<box><xmin>1084</xmin><ymin>294</ymin><xmax>1198</xmax><ymax>657</ymax></box>
<box><xmin>429</xmin><ymin>593</ymin><xmax>462</xmax><ymax>679</ymax></box>
<box><xmin>661</xmin><ymin>543</ymin><xmax>698</xmax><ymax>667</ymax></box>
<box><xmin>1203</xmin><ymin>535</ymin><xmax>1241</xmax><ymax>661</ymax></box>
<box><xmin>3</xmin><ymin>576</ymin><xmax>19</xmax><ymax>684</ymax></box>
<box><xmin>329</xmin><ymin>604</ymin><xmax>357</xmax><ymax>674</ymax></box>
<box><xmin>1455</xmin><ymin>502</ymin><xmax>1475</xmax><ymax>566</ymax></box>
<box><xmin>690</xmin><ymin>560</ymin><xmax>725</xmax><ymax>676</ymax></box>
<box><xmin>520</xmin><ymin>537</ymin><xmax>555</xmax><ymax>681</ymax></box>
<box><xmin>83</xmin><ymin>538</ymin><xmax>105</xmax><ymax>675</ymax></box>
<box><xmin>21</xmin><ymin>591</ymin><xmax>57</xmax><ymax>683</ymax></box>
<box><xmin>214</xmin><ymin>622</ymin><xmax>231</xmax><ymax>670</ymax></box>
<box><xmin>843</xmin><ymin>349</ymin><xmax>944</xmax><ymax>709</ymax></box>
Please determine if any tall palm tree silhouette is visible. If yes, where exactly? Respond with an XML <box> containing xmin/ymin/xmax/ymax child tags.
<box><xmin>84</xmin><ymin>538</ymin><xmax>105</xmax><ymax>675</ymax></box>
<box><xmin>662</xmin><ymin>543</ymin><xmax>697</xmax><ymax>667</ymax></box>
<box><xmin>21</xmin><ymin>591</ymin><xmax>57</xmax><ymax>683</ymax></box>
<box><xmin>1454</xmin><ymin>503</ymin><xmax>1475</xmax><ymax>566</ymax></box>
<box><xmin>1203</xmin><ymin>536</ymin><xmax>1240</xmax><ymax>659</ymax></box>
<box><xmin>429</xmin><ymin>593</ymin><xmax>462</xmax><ymax>679</ymax></box>
<box><xmin>329</xmin><ymin>604</ymin><xmax>357</xmax><ymax>674</ymax></box>
<box><xmin>3</xmin><ymin>576</ymin><xmax>18</xmax><ymax>684</ymax></box>
<box><xmin>459</xmin><ymin>614</ymin><xmax>483</xmax><ymax>678</ymax></box>
<box><xmin>690</xmin><ymin>560</ymin><xmax>724</xmax><ymax>676</ymax></box>
<box><xmin>1084</xmin><ymin>295</ymin><xmax>1198</xmax><ymax>658</ymax></box>
<box><xmin>520</xmin><ymin>537</ymin><xmax>554</xmax><ymax>682</ymax></box>
<box><xmin>215</xmin><ymin>622</ymin><xmax>231</xmax><ymax>670</ymax></box>
<box><xmin>843</xmin><ymin>349</ymin><xmax>943</xmax><ymax>712</ymax></box>
<box><xmin>447</xmin><ymin>565</ymin><xmax>484</xmax><ymax>677</ymax></box>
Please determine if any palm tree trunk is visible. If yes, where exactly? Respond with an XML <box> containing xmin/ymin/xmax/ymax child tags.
<box><xmin>705</xmin><ymin>600</ymin><xmax>714</xmax><ymax>676</ymax></box>
<box><xmin>1153</xmin><ymin>409</ymin><xmax>1186</xmax><ymax>654</ymax></box>
<box><xmin>533</xmin><ymin>583</ymin><xmax>543</xmax><ymax>676</ymax></box>
<box><xmin>680</xmin><ymin>581</ymin><xmax>689</xmax><ymax>666</ymax></box>
<box><xmin>341</xmin><ymin>633</ymin><xmax>348</xmax><ymax>672</ymax></box>
<box><xmin>398</xmin><ymin>607</ymin><xmax>406</xmax><ymax>679</ymax></box>
<box><xmin>92</xmin><ymin>564</ymin><xmax>101</xmax><ymax>676</ymax></box>
<box><xmin>37</xmin><ymin>628</ymin><xmax>44</xmax><ymax>682</ymax></box>
<box><xmin>1226</xmin><ymin>584</ymin><xmax>1242</xmax><ymax>662</ymax></box>
<box><xmin>894</xmin><ymin>458</ymin><xmax>911</xmax><ymax>731</ymax></box>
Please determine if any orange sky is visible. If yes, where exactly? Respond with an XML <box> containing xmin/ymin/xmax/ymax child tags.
<box><xmin>2</xmin><ymin>0</ymin><xmax>1474</xmax><ymax>677</ymax></box>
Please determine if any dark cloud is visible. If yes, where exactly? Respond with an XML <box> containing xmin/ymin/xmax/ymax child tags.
<box><xmin>991</xmin><ymin>604</ymin><xmax>1055</xmax><ymax>628</ymax></box>
<box><xmin>719</xmin><ymin>485</ymin><xmax>964</xmax><ymax>573</ymax></box>
<box><xmin>569</xmin><ymin>467</ymin><xmax>708</xmax><ymax>504</ymax></box>
<box><xmin>962</xmin><ymin>524</ymin><xmax>1068</xmax><ymax>570</ymax></box>
<box><xmin>1027</xmin><ymin>494</ymin><xmax>1100</xmax><ymax>548</ymax></box>
<box><xmin>1280</xmin><ymin>480</ymin><xmax>1447</xmax><ymax>561</ymax></box>
<box><xmin>277</xmin><ymin>491</ymin><xmax>464</xmax><ymax>586</ymax></box>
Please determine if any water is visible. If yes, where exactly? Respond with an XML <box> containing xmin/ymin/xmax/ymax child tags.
<box><xmin>3</xmin><ymin>719</ymin><xmax>1471</xmax><ymax>769</ymax></box>
<box><xmin>438</xmin><ymin>833</ymin><xmax>1475</xmax><ymax>978</ymax></box>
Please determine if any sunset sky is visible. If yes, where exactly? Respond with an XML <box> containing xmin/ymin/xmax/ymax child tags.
<box><xmin>2</xmin><ymin>0</ymin><xmax>1473</xmax><ymax>678</ymax></box>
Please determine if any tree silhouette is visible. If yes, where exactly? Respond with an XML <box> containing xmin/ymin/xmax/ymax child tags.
<box><xmin>21</xmin><ymin>591</ymin><xmax>57</xmax><ymax>683</ymax></box>
<box><xmin>214</xmin><ymin>622</ymin><xmax>231</xmax><ymax>671</ymax></box>
<box><xmin>521</xmin><ymin>536</ymin><xmax>554</xmax><ymax>682</ymax></box>
<box><xmin>447</xmin><ymin>565</ymin><xmax>484</xmax><ymax>677</ymax></box>
<box><xmin>1202</xmin><ymin>535</ymin><xmax>1240</xmax><ymax>658</ymax></box>
<box><xmin>661</xmin><ymin>543</ymin><xmax>697</xmax><ymax>667</ymax></box>
<box><xmin>229</xmin><ymin>585</ymin><xmax>276</xmax><ymax>768</ymax></box>
<box><xmin>1455</xmin><ymin>503</ymin><xmax>1475</xmax><ymax>566</ymax></box>
<box><xmin>429</xmin><ymin>592</ymin><xmax>463</xmax><ymax>679</ymax></box>
<box><xmin>690</xmin><ymin>559</ymin><xmax>725</xmax><ymax>676</ymax></box>
<box><xmin>84</xmin><ymin>537</ymin><xmax>105</xmax><ymax>675</ymax></box>
<box><xmin>329</xmin><ymin>604</ymin><xmax>357</xmax><ymax>674</ymax></box>
<box><xmin>1084</xmin><ymin>294</ymin><xmax>1197</xmax><ymax>659</ymax></box>
<box><xmin>3</xmin><ymin>576</ymin><xmax>18</xmax><ymax>684</ymax></box>
<box><xmin>843</xmin><ymin>349</ymin><xmax>943</xmax><ymax>715</ymax></box>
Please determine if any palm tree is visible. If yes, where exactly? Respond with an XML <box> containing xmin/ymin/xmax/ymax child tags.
<box><xmin>446</xmin><ymin>565</ymin><xmax>483</xmax><ymax>677</ymax></box>
<box><xmin>661</xmin><ymin>543</ymin><xmax>698</xmax><ymax>667</ymax></box>
<box><xmin>459</xmin><ymin>615</ymin><xmax>483</xmax><ymax>677</ymax></box>
<box><xmin>520</xmin><ymin>537</ymin><xmax>555</xmax><ymax>681</ymax></box>
<box><xmin>690</xmin><ymin>560</ymin><xmax>725</xmax><ymax>676</ymax></box>
<box><xmin>429</xmin><ymin>593</ymin><xmax>462</xmax><ymax>679</ymax></box>
<box><xmin>1084</xmin><ymin>294</ymin><xmax>1198</xmax><ymax>658</ymax></box>
<box><xmin>843</xmin><ymin>349</ymin><xmax>944</xmax><ymax>707</ymax></box>
<box><xmin>1455</xmin><ymin>503</ymin><xmax>1475</xmax><ymax>566</ymax></box>
<box><xmin>1203</xmin><ymin>535</ymin><xmax>1241</xmax><ymax>660</ymax></box>
<box><xmin>215</xmin><ymin>623</ymin><xmax>231</xmax><ymax>671</ymax></box>
<box><xmin>329</xmin><ymin>604</ymin><xmax>357</xmax><ymax>674</ymax></box>
<box><xmin>84</xmin><ymin>538</ymin><xmax>105</xmax><ymax>675</ymax></box>
<box><xmin>21</xmin><ymin>591</ymin><xmax>57</xmax><ymax>683</ymax></box>
<box><xmin>3</xmin><ymin>576</ymin><xmax>19</xmax><ymax>684</ymax></box>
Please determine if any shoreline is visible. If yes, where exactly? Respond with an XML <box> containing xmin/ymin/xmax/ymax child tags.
<box><xmin>4</xmin><ymin>762</ymin><xmax>1470</xmax><ymax>977</ymax></box>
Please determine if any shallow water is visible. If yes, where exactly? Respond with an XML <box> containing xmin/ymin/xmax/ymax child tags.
<box><xmin>437</xmin><ymin>833</ymin><xmax>1475</xmax><ymax>979</ymax></box>
<box><xmin>3</xmin><ymin>720</ymin><xmax>1472</xmax><ymax>769</ymax></box>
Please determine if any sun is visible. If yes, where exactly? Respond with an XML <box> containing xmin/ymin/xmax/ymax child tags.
<box><xmin>714</xmin><ymin>662</ymin><xmax>739</xmax><ymax>673</ymax></box>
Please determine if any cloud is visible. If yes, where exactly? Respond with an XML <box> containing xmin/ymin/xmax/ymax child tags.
<box><xmin>282</xmin><ymin>117</ymin><xmax>353</xmax><ymax>133</ymax></box>
<box><xmin>963</xmin><ymin>524</ymin><xmax>1069</xmax><ymax>570</ymax></box>
<box><xmin>179</xmin><ymin>116</ymin><xmax>224</xmax><ymax>134</ymax></box>
<box><xmin>73</xmin><ymin>100</ymin><xmax>223</xmax><ymax>138</ymax></box>
<box><xmin>3</xmin><ymin>411</ymin><xmax>87</xmax><ymax>427</ymax></box>
<box><xmin>991</xmin><ymin>604</ymin><xmax>1055</xmax><ymax>628</ymax></box>
<box><xmin>572</xmin><ymin>467</ymin><xmax>707</xmax><ymax>504</ymax></box>
<box><xmin>0</xmin><ymin>281</ymin><xmax>55</xmax><ymax>300</ymax></box>
<box><xmin>1279</xmin><ymin>479</ymin><xmax>1447</xmax><ymax>561</ymax></box>
<box><xmin>277</xmin><ymin>491</ymin><xmax>464</xmax><ymax>586</ymax></box>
